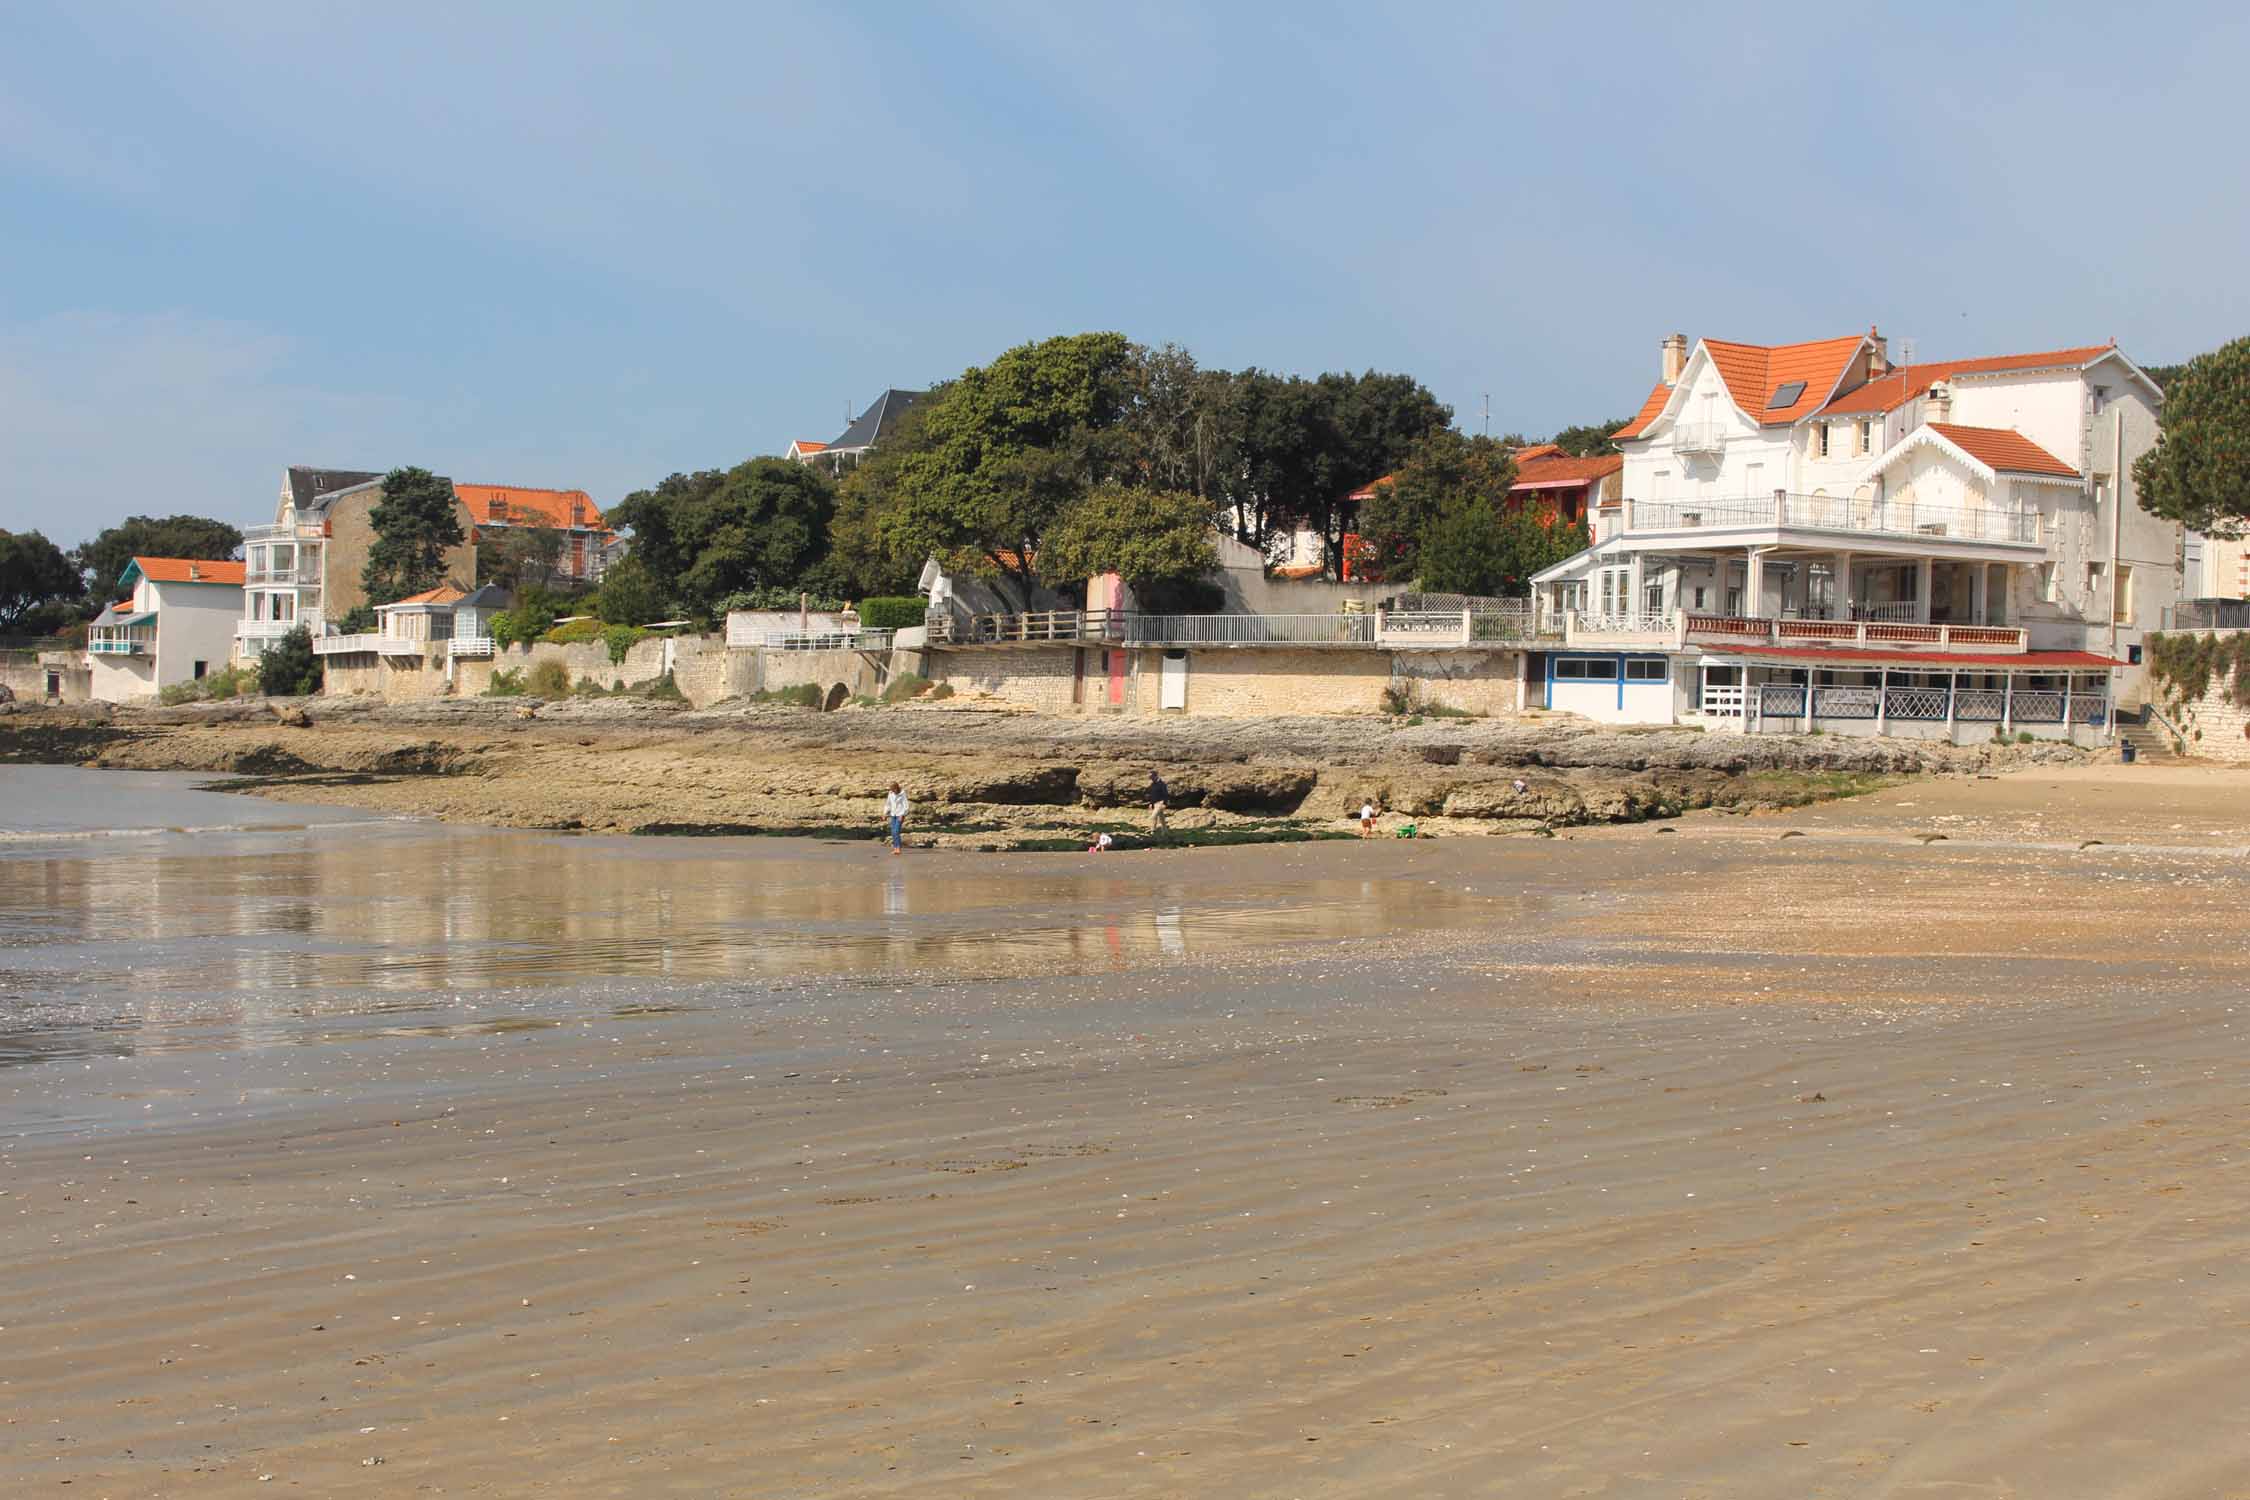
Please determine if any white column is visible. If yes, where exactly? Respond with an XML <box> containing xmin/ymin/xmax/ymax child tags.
<box><xmin>2002</xmin><ymin>673</ymin><xmax>2014</xmax><ymax>734</ymax></box>
<box><xmin>1877</xmin><ymin>666</ymin><xmax>1889</xmax><ymax>735</ymax></box>
<box><xmin>1628</xmin><ymin>553</ymin><xmax>1646</xmax><ymax>626</ymax></box>
<box><xmin>1915</xmin><ymin>558</ymin><xmax>1934</xmax><ymax>624</ymax></box>
<box><xmin>1833</xmin><ymin>550</ymin><xmax>1854</xmax><ymax>620</ymax></box>
<box><xmin>1745</xmin><ymin>549</ymin><xmax>1765</xmax><ymax>620</ymax></box>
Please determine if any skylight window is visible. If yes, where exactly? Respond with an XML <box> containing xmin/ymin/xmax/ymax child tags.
<box><xmin>1767</xmin><ymin>380</ymin><xmax>1806</xmax><ymax>408</ymax></box>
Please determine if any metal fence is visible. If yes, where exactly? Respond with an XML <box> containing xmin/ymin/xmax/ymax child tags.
<box><xmin>1953</xmin><ymin>688</ymin><xmax>2007</xmax><ymax>722</ymax></box>
<box><xmin>1758</xmin><ymin>683</ymin><xmax>1807</xmax><ymax>718</ymax></box>
<box><xmin>1884</xmin><ymin>687</ymin><xmax>1950</xmax><ymax>721</ymax></box>
<box><xmin>2009</xmin><ymin>691</ymin><xmax>2064</xmax><ymax>724</ymax></box>
<box><xmin>2165</xmin><ymin>599</ymin><xmax>2250</xmax><ymax>630</ymax></box>
<box><xmin>1812</xmin><ymin>686</ymin><xmax>1880</xmax><ymax>719</ymax></box>
<box><xmin>1122</xmin><ymin>613</ymin><xmax>1376</xmax><ymax>646</ymax></box>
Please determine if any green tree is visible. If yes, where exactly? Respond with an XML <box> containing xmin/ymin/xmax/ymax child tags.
<box><xmin>0</xmin><ymin>529</ymin><xmax>86</xmax><ymax>632</ymax></box>
<box><xmin>1547</xmin><ymin>419</ymin><xmax>1630</xmax><ymax>459</ymax></box>
<box><xmin>1354</xmin><ymin>430</ymin><xmax>1519</xmax><ymax>584</ymax></box>
<box><xmin>478</xmin><ymin>526</ymin><xmax>565</xmax><ymax>590</ymax></box>
<box><xmin>607</xmin><ymin>457</ymin><xmax>836</xmax><ymax>620</ymax></box>
<box><xmin>2135</xmin><ymin>336</ymin><xmax>2250</xmax><ymax>537</ymax></box>
<box><xmin>362</xmin><ymin>467</ymin><xmax>467</xmax><ymax>605</ymax></box>
<box><xmin>877</xmin><ymin>332</ymin><xmax>1138</xmax><ymax>590</ymax></box>
<box><xmin>1039</xmin><ymin>485</ymin><xmax>1219</xmax><ymax>600</ymax></box>
<box><xmin>258</xmin><ymin>624</ymin><xmax>322</xmax><ymax>696</ymax></box>
<box><xmin>1416</xmin><ymin>501</ymin><xmax>1591</xmax><ymax>598</ymax></box>
<box><xmin>74</xmin><ymin>515</ymin><xmax>241</xmax><ymax>594</ymax></box>
<box><xmin>592</xmin><ymin>555</ymin><xmax>662</xmax><ymax>625</ymax></box>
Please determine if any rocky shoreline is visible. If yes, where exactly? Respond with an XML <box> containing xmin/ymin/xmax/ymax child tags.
<box><xmin>0</xmin><ymin>695</ymin><xmax>2089</xmax><ymax>846</ymax></box>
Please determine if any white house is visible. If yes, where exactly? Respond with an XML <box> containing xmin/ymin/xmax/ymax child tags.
<box><xmin>87</xmin><ymin>557</ymin><xmax>247</xmax><ymax>703</ymax></box>
<box><xmin>1528</xmin><ymin>329</ymin><xmax>2174</xmax><ymax>739</ymax></box>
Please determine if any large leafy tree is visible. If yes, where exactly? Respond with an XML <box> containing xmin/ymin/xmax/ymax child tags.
<box><xmin>477</xmin><ymin>526</ymin><xmax>565</xmax><ymax>591</ymax></box>
<box><xmin>75</xmin><ymin>514</ymin><xmax>241</xmax><ymax>593</ymax></box>
<box><xmin>0</xmin><ymin>529</ymin><xmax>87</xmax><ymax>632</ymax></box>
<box><xmin>362</xmin><ymin>467</ymin><xmax>467</xmax><ymax>605</ymax></box>
<box><xmin>607</xmin><ymin>457</ymin><xmax>836</xmax><ymax>620</ymax></box>
<box><xmin>1038</xmin><ymin>485</ymin><xmax>1219</xmax><ymax>599</ymax></box>
<box><xmin>257</xmin><ymin>624</ymin><xmax>322</xmax><ymax>697</ymax></box>
<box><xmin>1205</xmin><ymin>368</ymin><xmax>1446</xmax><ymax>576</ymax></box>
<box><xmin>1418</xmin><ymin>501</ymin><xmax>1591</xmax><ymax>598</ymax></box>
<box><xmin>2135</xmin><ymin>336</ymin><xmax>2250</xmax><ymax>537</ymax></box>
<box><xmin>878</xmin><ymin>332</ymin><xmax>1139</xmax><ymax>590</ymax></box>
<box><xmin>1354</xmin><ymin>431</ymin><xmax>1519</xmax><ymax>584</ymax></box>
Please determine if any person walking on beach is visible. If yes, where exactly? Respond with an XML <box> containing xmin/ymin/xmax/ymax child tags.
<box><xmin>884</xmin><ymin>782</ymin><xmax>909</xmax><ymax>856</ymax></box>
<box><xmin>1146</xmin><ymin>770</ymin><xmax>1169</xmax><ymax>834</ymax></box>
<box><xmin>1359</xmin><ymin>799</ymin><xmax>1379</xmax><ymax>838</ymax></box>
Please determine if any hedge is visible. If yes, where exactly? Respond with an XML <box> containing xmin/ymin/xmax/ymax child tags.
<box><xmin>857</xmin><ymin>595</ymin><xmax>928</xmax><ymax>631</ymax></box>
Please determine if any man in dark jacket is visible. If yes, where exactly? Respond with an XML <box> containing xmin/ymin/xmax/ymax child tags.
<box><xmin>1146</xmin><ymin>770</ymin><xmax>1169</xmax><ymax>832</ymax></box>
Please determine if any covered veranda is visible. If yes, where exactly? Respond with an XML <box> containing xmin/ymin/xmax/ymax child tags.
<box><xmin>1692</xmin><ymin>646</ymin><xmax>2120</xmax><ymax>745</ymax></box>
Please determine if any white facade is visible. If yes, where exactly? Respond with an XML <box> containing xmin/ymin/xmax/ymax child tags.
<box><xmin>1532</xmin><ymin>330</ymin><xmax>2177</xmax><ymax>731</ymax></box>
<box><xmin>88</xmin><ymin>567</ymin><xmax>246</xmax><ymax>703</ymax></box>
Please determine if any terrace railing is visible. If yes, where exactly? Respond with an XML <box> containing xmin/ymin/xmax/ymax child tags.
<box><xmin>1680</xmin><ymin>613</ymin><xmax>2027</xmax><ymax>654</ymax></box>
<box><xmin>1125</xmin><ymin>613</ymin><xmax>1376</xmax><ymax>647</ymax></box>
<box><xmin>1625</xmin><ymin>493</ymin><xmax>2040</xmax><ymax>545</ymax></box>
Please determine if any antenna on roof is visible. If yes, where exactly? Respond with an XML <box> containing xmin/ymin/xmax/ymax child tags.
<box><xmin>1481</xmin><ymin>393</ymin><xmax>1490</xmax><ymax>438</ymax></box>
<box><xmin>1898</xmin><ymin>337</ymin><xmax>1918</xmax><ymax>366</ymax></box>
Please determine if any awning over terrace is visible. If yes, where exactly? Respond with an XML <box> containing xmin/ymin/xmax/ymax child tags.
<box><xmin>1700</xmin><ymin>646</ymin><xmax>2122</xmax><ymax>671</ymax></box>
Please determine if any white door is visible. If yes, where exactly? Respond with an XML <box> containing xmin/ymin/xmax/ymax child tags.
<box><xmin>1159</xmin><ymin>650</ymin><xmax>1187</xmax><ymax>710</ymax></box>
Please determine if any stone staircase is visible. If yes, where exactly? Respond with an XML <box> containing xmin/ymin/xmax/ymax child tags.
<box><xmin>2117</xmin><ymin>712</ymin><xmax>2184</xmax><ymax>764</ymax></box>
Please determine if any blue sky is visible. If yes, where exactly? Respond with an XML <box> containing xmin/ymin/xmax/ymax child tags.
<box><xmin>4</xmin><ymin>1</ymin><xmax>2246</xmax><ymax>544</ymax></box>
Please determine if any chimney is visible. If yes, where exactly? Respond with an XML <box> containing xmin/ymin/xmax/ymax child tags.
<box><xmin>1661</xmin><ymin>333</ymin><xmax>1688</xmax><ymax>384</ymax></box>
<box><xmin>1926</xmin><ymin>381</ymin><xmax>1953</xmax><ymax>426</ymax></box>
<box><xmin>1867</xmin><ymin>324</ymin><xmax>1888</xmax><ymax>378</ymax></box>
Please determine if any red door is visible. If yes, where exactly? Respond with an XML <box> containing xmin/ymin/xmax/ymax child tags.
<box><xmin>1106</xmin><ymin>649</ymin><xmax>1127</xmax><ymax>707</ymax></box>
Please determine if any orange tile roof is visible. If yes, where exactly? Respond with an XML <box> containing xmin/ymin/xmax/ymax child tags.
<box><xmin>382</xmin><ymin>586</ymin><xmax>467</xmax><ymax>608</ymax></box>
<box><xmin>1612</xmin><ymin>381</ymin><xmax>1673</xmax><ymax>440</ymax></box>
<box><xmin>1512</xmin><ymin>450</ymin><xmax>1622</xmax><ymax>490</ymax></box>
<box><xmin>1703</xmin><ymin>334</ymin><xmax>1868</xmax><ymax>426</ymax></box>
<box><xmin>1928</xmin><ymin>423</ymin><xmax>2080</xmax><ymax>478</ymax></box>
<box><xmin>790</xmin><ymin>439</ymin><xmax>828</xmax><ymax>454</ymax></box>
<box><xmin>1511</xmin><ymin>443</ymin><xmax>1562</xmax><ymax>461</ymax></box>
<box><xmin>1345</xmin><ymin>472</ymin><xmax>1399</xmax><ymax>502</ymax></box>
<box><xmin>1812</xmin><ymin>344</ymin><xmax>2117</xmax><ymax>418</ymax></box>
<box><xmin>131</xmin><ymin>557</ymin><xmax>245</xmax><ymax>586</ymax></box>
<box><xmin>454</xmin><ymin>483</ymin><xmax>609</xmax><ymax>532</ymax></box>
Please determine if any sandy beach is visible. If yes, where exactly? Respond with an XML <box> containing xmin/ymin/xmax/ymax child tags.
<box><xmin>5</xmin><ymin>761</ymin><xmax>2249</xmax><ymax>1496</ymax></box>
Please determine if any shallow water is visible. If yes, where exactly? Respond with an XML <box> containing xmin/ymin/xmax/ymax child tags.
<box><xmin>0</xmin><ymin>766</ymin><xmax>1526</xmax><ymax>1072</ymax></box>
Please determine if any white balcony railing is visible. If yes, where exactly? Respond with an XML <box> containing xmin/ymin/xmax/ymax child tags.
<box><xmin>89</xmin><ymin>632</ymin><xmax>154</xmax><ymax>656</ymax></box>
<box><xmin>1671</xmin><ymin>422</ymin><xmax>1729</xmax><ymax>455</ymax></box>
<box><xmin>313</xmin><ymin>633</ymin><xmax>429</xmax><ymax>657</ymax></box>
<box><xmin>236</xmin><ymin>618</ymin><xmax>311</xmax><ymax>642</ymax></box>
<box><xmin>449</xmin><ymin>636</ymin><xmax>495</xmax><ymax>658</ymax></box>
<box><xmin>1626</xmin><ymin>493</ymin><xmax>2041</xmax><ymax>545</ymax></box>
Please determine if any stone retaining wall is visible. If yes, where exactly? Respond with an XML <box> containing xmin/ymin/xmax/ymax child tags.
<box><xmin>2151</xmin><ymin>629</ymin><xmax>2250</xmax><ymax>762</ymax></box>
<box><xmin>924</xmin><ymin>645</ymin><xmax>1524</xmax><ymax>717</ymax></box>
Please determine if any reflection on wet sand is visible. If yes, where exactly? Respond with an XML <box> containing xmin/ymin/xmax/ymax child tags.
<box><xmin>3</xmin><ymin>816</ymin><xmax>1534</xmax><ymax>1063</ymax></box>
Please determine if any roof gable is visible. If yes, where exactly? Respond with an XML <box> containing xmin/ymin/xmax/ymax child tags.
<box><xmin>1702</xmin><ymin>334</ymin><xmax>1868</xmax><ymax>426</ymax></box>
<box><xmin>286</xmin><ymin>465</ymin><xmax>383</xmax><ymax>513</ymax></box>
<box><xmin>124</xmin><ymin>556</ymin><xmax>246</xmax><ymax>587</ymax></box>
<box><xmin>1928</xmin><ymin>423</ymin><xmax>2080</xmax><ymax>478</ymax></box>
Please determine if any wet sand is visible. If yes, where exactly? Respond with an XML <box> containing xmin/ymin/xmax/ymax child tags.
<box><xmin>5</xmin><ymin>764</ymin><xmax>2250</xmax><ymax>1496</ymax></box>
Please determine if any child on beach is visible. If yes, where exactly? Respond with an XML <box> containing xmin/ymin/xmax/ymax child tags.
<box><xmin>1359</xmin><ymin>800</ymin><xmax>1378</xmax><ymax>837</ymax></box>
<box><xmin>1088</xmin><ymin>831</ymin><xmax>1115</xmax><ymax>853</ymax></box>
<box><xmin>883</xmin><ymin>782</ymin><xmax>909</xmax><ymax>855</ymax></box>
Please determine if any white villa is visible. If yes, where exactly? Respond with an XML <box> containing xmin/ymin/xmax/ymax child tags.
<box><xmin>1528</xmin><ymin>329</ymin><xmax>2173</xmax><ymax>739</ymax></box>
<box><xmin>86</xmin><ymin>557</ymin><xmax>247</xmax><ymax>703</ymax></box>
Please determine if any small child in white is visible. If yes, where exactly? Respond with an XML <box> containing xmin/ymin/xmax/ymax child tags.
<box><xmin>1359</xmin><ymin>801</ymin><xmax>1377</xmax><ymax>837</ymax></box>
<box><xmin>1087</xmin><ymin>831</ymin><xmax>1115</xmax><ymax>853</ymax></box>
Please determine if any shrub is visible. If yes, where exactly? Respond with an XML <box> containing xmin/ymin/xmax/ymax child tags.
<box><xmin>525</xmin><ymin>659</ymin><xmax>571</xmax><ymax>697</ymax></box>
<box><xmin>594</xmin><ymin>557</ymin><xmax>665</xmax><ymax>626</ymax></box>
<box><xmin>928</xmin><ymin>682</ymin><xmax>955</xmax><ymax>700</ymax></box>
<box><xmin>158</xmin><ymin>680</ymin><xmax>203</xmax><ymax>705</ymax></box>
<box><xmin>336</xmin><ymin>604</ymin><xmax>379</xmax><ymax>634</ymax></box>
<box><xmin>881</xmin><ymin>672</ymin><xmax>934</xmax><ymax>702</ymax></box>
<box><xmin>602</xmin><ymin>623</ymin><xmax>648</xmax><ymax>664</ymax></box>
<box><xmin>857</xmin><ymin>595</ymin><xmax>927</xmax><ymax>631</ymax></box>
<box><xmin>718</xmin><ymin>586</ymin><xmax>846</xmax><ymax>614</ymax></box>
<box><xmin>492</xmin><ymin>585</ymin><xmax>560</xmax><ymax>649</ymax></box>
<box><xmin>750</xmin><ymin>683</ymin><xmax>822</xmax><ymax>708</ymax></box>
<box><xmin>641</xmin><ymin>671</ymin><xmax>685</xmax><ymax>702</ymax></box>
<box><xmin>485</xmin><ymin>668</ymin><xmax>525</xmax><ymax>697</ymax></box>
<box><xmin>258</xmin><ymin>625</ymin><xmax>321</xmax><ymax>696</ymax></box>
<box><xmin>1379</xmin><ymin>684</ymin><xmax>1412</xmax><ymax>715</ymax></box>
<box><xmin>541</xmin><ymin>617</ymin><xmax>606</xmax><ymax>646</ymax></box>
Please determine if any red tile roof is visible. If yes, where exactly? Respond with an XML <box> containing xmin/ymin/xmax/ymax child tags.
<box><xmin>1813</xmin><ymin>345</ymin><xmax>2115</xmax><ymax>418</ymax></box>
<box><xmin>1346</xmin><ymin>473</ymin><xmax>1398</xmax><ymax>502</ymax></box>
<box><xmin>455</xmin><ymin>483</ymin><xmax>608</xmax><ymax>533</ymax></box>
<box><xmin>1928</xmin><ymin>423</ymin><xmax>2079</xmax><ymax>478</ymax></box>
<box><xmin>1512</xmin><ymin>449</ymin><xmax>1623</xmax><ymax>490</ymax></box>
<box><xmin>1612</xmin><ymin>381</ymin><xmax>1673</xmax><ymax>440</ymax></box>
<box><xmin>791</xmin><ymin>439</ymin><xmax>827</xmax><ymax>454</ymax></box>
<box><xmin>131</xmin><ymin>557</ymin><xmax>245</xmax><ymax>586</ymax></box>
<box><xmin>1719</xmin><ymin>646</ymin><xmax>2122</xmax><ymax>669</ymax></box>
<box><xmin>382</xmin><ymin>586</ymin><xmax>467</xmax><ymax>608</ymax></box>
<box><xmin>1703</xmin><ymin>334</ymin><xmax>1868</xmax><ymax>426</ymax></box>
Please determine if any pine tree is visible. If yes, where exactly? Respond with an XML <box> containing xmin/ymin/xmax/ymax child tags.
<box><xmin>362</xmin><ymin>467</ymin><xmax>467</xmax><ymax>605</ymax></box>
